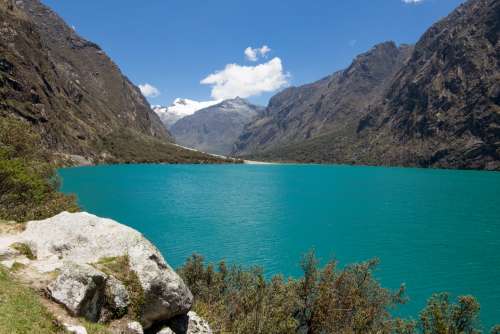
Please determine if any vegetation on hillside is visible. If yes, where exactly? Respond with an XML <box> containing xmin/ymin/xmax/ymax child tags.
<box><xmin>179</xmin><ymin>252</ymin><xmax>498</xmax><ymax>334</ymax></box>
<box><xmin>0</xmin><ymin>117</ymin><xmax>78</xmax><ymax>222</ymax></box>
<box><xmin>96</xmin><ymin>128</ymin><xmax>240</xmax><ymax>164</ymax></box>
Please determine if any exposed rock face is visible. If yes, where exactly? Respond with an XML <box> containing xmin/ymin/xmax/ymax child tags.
<box><xmin>1</xmin><ymin>211</ymin><xmax>193</xmax><ymax>329</ymax></box>
<box><xmin>127</xmin><ymin>321</ymin><xmax>144</xmax><ymax>334</ymax></box>
<box><xmin>170</xmin><ymin>98</ymin><xmax>263</xmax><ymax>155</ymax></box>
<box><xmin>234</xmin><ymin>0</ymin><xmax>500</xmax><ymax>170</ymax></box>
<box><xmin>0</xmin><ymin>0</ymin><xmax>227</xmax><ymax>164</ymax></box>
<box><xmin>354</xmin><ymin>0</ymin><xmax>500</xmax><ymax>170</ymax></box>
<box><xmin>233</xmin><ymin>42</ymin><xmax>412</xmax><ymax>156</ymax></box>
<box><xmin>47</xmin><ymin>262</ymin><xmax>108</xmax><ymax>322</ymax></box>
<box><xmin>63</xmin><ymin>324</ymin><xmax>88</xmax><ymax>334</ymax></box>
<box><xmin>102</xmin><ymin>275</ymin><xmax>130</xmax><ymax>321</ymax></box>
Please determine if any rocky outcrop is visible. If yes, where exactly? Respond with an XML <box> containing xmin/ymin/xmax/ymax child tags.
<box><xmin>0</xmin><ymin>211</ymin><xmax>201</xmax><ymax>330</ymax></box>
<box><xmin>48</xmin><ymin>262</ymin><xmax>108</xmax><ymax>322</ymax></box>
<box><xmin>127</xmin><ymin>321</ymin><xmax>144</xmax><ymax>334</ymax></box>
<box><xmin>170</xmin><ymin>98</ymin><xmax>263</xmax><ymax>155</ymax></box>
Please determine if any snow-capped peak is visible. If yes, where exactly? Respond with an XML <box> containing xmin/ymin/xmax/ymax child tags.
<box><xmin>153</xmin><ymin>98</ymin><xmax>222</xmax><ymax>128</ymax></box>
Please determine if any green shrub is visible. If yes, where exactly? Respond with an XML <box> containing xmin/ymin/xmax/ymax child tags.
<box><xmin>0</xmin><ymin>117</ymin><xmax>79</xmax><ymax>221</ymax></box>
<box><xmin>178</xmin><ymin>252</ymin><xmax>496</xmax><ymax>334</ymax></box>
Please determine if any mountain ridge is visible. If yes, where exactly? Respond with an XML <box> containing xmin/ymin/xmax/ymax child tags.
<box><xmin>0</xmin><ymin>0</ymin><xmax>229</xmax><ymax>164</ymax></box>
<box><xmin>233</xmin><ymin>41</ymin><xmax>413</xmax><ymax>157</ymax></box>
<box><xmin>234</xmin><ymin>0</ymin><xmax>499</xmax><ymax>170</ymax></box>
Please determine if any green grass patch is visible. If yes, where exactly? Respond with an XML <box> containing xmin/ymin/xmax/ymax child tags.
<box><xmin>10</xmin><ymin>262</ymin><xmax>26</xmax><ymax>272</ymax></box>
<box><xmin>0</xmin><ymin>266</ymin><xmax>64</xmax><ymax>334</ymax></box>
<box><xmin>80</xmin><ymin>320</ymin><xmax>110</xmax><ymax>334</ymax></box>
<box><xmin>10</xmin><ymin>242</ymin><xmax>36</xmax><ymax>260</ymax></box>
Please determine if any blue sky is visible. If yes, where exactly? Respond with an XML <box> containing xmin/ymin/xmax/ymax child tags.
<box><xmin>43</xmin><ymin>0</ymin><xmax>464</xmax><ymax>106</ymax></box>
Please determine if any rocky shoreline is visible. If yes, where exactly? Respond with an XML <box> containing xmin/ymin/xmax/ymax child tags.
<box><xmin>0</xmin><ymin>212</ymin><xmax>211</xmax><ymax>334</ymax></box>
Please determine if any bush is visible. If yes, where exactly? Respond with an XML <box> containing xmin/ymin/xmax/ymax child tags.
<box><xmin>0</xmin><ymin>117</ymin><xmax>78</xmax><ymax>221</ymax></box>
<box><xmin>178</xmin><ymin>252</ymin><xmax>499</xmax><ymax>334</ymax></box>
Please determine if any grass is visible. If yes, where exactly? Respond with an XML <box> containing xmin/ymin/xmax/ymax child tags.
<box><xmin>10</xmin><ymin>242</ymin><xmax>36</xmax><ymax>260</ymax></box>
<box><xmin>93</xmin><ymin>256</ymin><xmax>145</xmax><ymax>321</ymax></box>
<box><xmin>80</xmin><ymin>320</ymin><xmax>110</xmax><ymax>334</ymax></box>
<box><xmin>0</xmin><ymin>266</ymin><xmax>64</xmax><ymax>334</ymax></box>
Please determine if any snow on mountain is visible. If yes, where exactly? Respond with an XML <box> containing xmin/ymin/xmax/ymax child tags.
<box><xmin>153</xmin><ymin>98</ymin><xmax>222</xmax><ymax>128</ymax></box>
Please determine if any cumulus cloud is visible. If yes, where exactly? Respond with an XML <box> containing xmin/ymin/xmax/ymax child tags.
<box><xmin>201</xmin><ymin>57</ymin><xmax>289</xmax><ymax>100</ymax></box>
<box><xmin>244</xmin><ymin>45</ymin><xmax>271</xmax><ymax>61</ymax></box>
<box><xmin>402</xmin><ymin>0</ymin><xmax>424</xmax><ymax>3</ymax></box>
<box><xmin>139</xmin><ymin>83</ymin><xmax>160</xmax><ymax>98</ymax></box>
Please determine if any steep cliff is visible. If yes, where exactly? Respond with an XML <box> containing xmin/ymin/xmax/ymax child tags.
<box><xmin>354</xmin><ymin>0</ymin><xmax>500</xmax><ymax>169</ymax></box>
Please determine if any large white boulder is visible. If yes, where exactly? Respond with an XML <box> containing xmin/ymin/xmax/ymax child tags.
<box><xmin>9</xmin><ymin>211</ymin><xmax>193</xmax><ymax>328</ymax></box>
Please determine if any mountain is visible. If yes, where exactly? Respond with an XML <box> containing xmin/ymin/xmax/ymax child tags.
<box><xmin>233</xmin><ymin>42</ymin><xmax>413</xmax><ymax>156</ymax></box>
<box><xmin>353</xmin><ymin>0</ymin><xmax>500</xmax><ymax>170</ymax></box>
<box><xmin>234</xmin><ymin>0</ymin><xmax>500</xmax><ymax>170</ymax></box>
<box><xmin>170</xmin><ymin>97</ymin><xmax>263</xmax><ymax>155</ymax></box>
<box><xmin>153</xmin><ymin>98</ymin><xmax>222</xmax><ymax>129</ymax></box>
<box><xmin>0</xmin><ymin>0</ymin><xmax>228</xmax><ymax>164</ymax></box>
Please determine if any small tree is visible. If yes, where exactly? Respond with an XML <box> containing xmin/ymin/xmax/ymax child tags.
<box><xmin>420</xmin><ymin>293</ymin><xmax>481</xmax><ymax>334</ymax></box>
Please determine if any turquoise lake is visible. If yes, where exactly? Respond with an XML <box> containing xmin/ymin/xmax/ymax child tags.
<box><xmin>59</xmin><ymin>164</ymin><xmax>500</xmax><ymax>329</ymax></box>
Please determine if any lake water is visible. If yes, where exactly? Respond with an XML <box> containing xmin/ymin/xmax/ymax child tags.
<box><xmin>59</xmin><ymin>164</ymin><xmax>500</xmax><ymax>329</ymax></box>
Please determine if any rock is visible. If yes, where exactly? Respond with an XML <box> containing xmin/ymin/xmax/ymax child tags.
<box><xmin>47</xmin><ymin>262</ymin><xmax>107</xmax><ymax>322</ymax></box>
<box><xmin>101</xmin><ymin>275</ymin><xmax>130</xmax><ymax>322</ymax></box>
<box><xmin>157</xmin><ymin>327</ymin><xmax>175</xmax><ymax>334</ymax></box>
<box><xmin>63</xmin><ymin>323</ymin><xmax>88</xmax><ymax>334</ymax></box>
<box><xmin>168</xmin><ymin>311</ymin><xmax>212</xmax><ymax>334</ymax></box>
<box><xmin>15</xmin><ymin>211</ymin><xmax>192</xmax><ymax>328</ymax></box>
<box><xmin>126</xmin><ymin>321</ymin><xmax>144</xmax><ymax>334</ymax></box>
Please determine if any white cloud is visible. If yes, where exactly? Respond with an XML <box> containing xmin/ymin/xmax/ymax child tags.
<box><xmin>402</xmin><ymin>0</ymin><xmax>424</xmax><ymax>3</ymax></box>
<box><xmin>244</xmin><ymin>47</ymin><xmax>258</xmax><ymax>62</ymax></box>
<box><xmin>139</xmin><ymin>83</ymin><xmax>160</xmax><ymax>98</ymax></box>
<box><xmin>244</xmin><ymin>45</ymin><xmax>272</xmax><ymax>62</ymax></box>
<box><xmin>200</xmin><ymin>57</ymin><xmax>289</xmax><ymax>100</ymax></box>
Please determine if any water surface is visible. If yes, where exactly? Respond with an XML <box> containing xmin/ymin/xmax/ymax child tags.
<box><xmin>59</xmin><ymin>164</ymin><xmax>500</xmax><ymax>329</ymax></box>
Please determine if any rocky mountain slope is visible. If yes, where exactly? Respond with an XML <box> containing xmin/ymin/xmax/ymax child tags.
<box><xmin>154</xmin><ymin>98</ymin><xmax>222</xmax><ymax>129</ymax></box>
<box><xmin>0</xmin><ymin>0</ymin><xmax>227</xmax><ymax>164</ymax></box>
<box><xmin>233</xmin><ymin>42</ymin><xmax>413</xmax><ymax>156</ymax></box>
<box><xmin>235</xmin><ymin>0</ymin><xmax>500</xmax><ymax>170</ymax></box>
<box><xmin>171</xmin><ymin>97</ymin><xmax>263</xmax><ymax>155</ymax></box>
<box><xmin>353</xmin><ymin>0</ymin><xmax>500</xmax><ymax>170</ymax></box>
